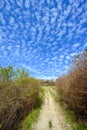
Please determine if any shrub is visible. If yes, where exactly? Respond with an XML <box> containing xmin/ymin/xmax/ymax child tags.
<box><xmin>56</xmin><ymin>51</ymin><xmax>87</xmax><ymax>120</ymax></box>
<box><xmin>0</xmin><ymin>67</ymin><xmax>40</xmax><ymax>130</ymax></box>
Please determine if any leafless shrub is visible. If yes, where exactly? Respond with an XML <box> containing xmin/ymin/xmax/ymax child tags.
<box><xmin>56</xmin><ymin>51</ymin><xmax>87</xmax><ymax>120</ymax></box>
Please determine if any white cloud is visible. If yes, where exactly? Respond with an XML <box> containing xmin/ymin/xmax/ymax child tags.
<box><xmin>0</xmin><ymin>1</ymin><xmax>4</xmax><ymax>9</ymax></box>
<box><xmin>72</xmin><ymin>43</ymin><xmax>80</xmax><ymax>49</ymax></box>
<box><xmin>7</xmin><ymin>45</ymin><xmax>12</xmax><ymax>50</ymax></box>
<box><xmin>46</xmin><ymin>0</ymin><xmax>51</xmax><ymax>6</ymax></box>
<box><xmin>16</xmin><ymin>0</ymin><xmax>23</xmax><ymax>8</ymax></box>
<box><xmin>60</xmin><ymin>55</ymin><xmax>64</xmax><ymax>59</ymax></box>
<box><xmin>66</xmin><ymin>56</ymin><xmax>71</xmax><ymax>60</ymax></box>
<box><xmin>0</xmin><ymin>0</ymin><xmax>86</xmax><ymax>79</ymax></box>
<box><xmin>0</xmin><ymin>13</ymin><xmax>6</xmax><ymax>25</ymax></box>
<box><xmin>25</xmin><ymin>0</ymin><xmax>30</xmax><ymax>8</ymax></box>
<box><xmin>83</xmin><ymin>43</ymin><xmax>87</xmax><ymax>50</ymax></box>
<box><xmin>50</xmin><ymin>16</ymin><xmax>57</xmax><ymax>24</ymax></box>
<box><xmin>9</xmin><ymin>17</ymin><xmax>15</xmax><ymax>25</ymax></box>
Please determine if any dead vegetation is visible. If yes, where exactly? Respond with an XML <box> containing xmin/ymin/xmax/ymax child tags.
<box><xmin>0</xmin><ymin>67</ymin><xmax>40</xmax><ymax>130</ymax></box>
<box><xmin>56</xmin><ymin>51</ymin><xmax>87</xmax><ymax>122</ymax></box>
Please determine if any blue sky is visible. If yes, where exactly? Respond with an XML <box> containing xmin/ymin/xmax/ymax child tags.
<box><xmin>0</xmin><ymin>0</ymin><xmax>87</xmax><ymax>79</ymax></box>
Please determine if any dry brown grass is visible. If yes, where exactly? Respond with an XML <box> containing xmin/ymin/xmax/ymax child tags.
<box><xmin>56</xmin><ymin>51</ymin><xmax>87</xmax><ymax>121</ymax></box>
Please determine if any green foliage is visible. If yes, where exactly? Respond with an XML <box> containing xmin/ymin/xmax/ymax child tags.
<box><xmin>73</xmin><ymin>124</ymin><xmax>87</xmax><ymax>130</ymax></box>
<box><xmin>0</xmin><ymin>66</ymin><xmax>29</xmax><ymax>82</ymax></box>
<box><xmin>0</xmin><ymin>66</ymin><xmax>14</xmax><ymax>82</ymax></box>
<box><xmin>0</xmin><ymin>124</ymin><xmax>2</xmax><ymax>129</ymax></box>
<box><xmin>20</xmin><ymin>106</ymin><xmax>39</xmax><ymax>130</ymax></box>
<box><xmin>14</xmin><ymin>68</ymin><xmax>29</xmax><ymax>80</ymax></box>
<box><xmin>0</xmin><ymin>66</ymin><xmax>40</xmax><ymax>130</ymax></box>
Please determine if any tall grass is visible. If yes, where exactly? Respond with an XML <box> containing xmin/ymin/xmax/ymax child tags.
<box><xmin>0</xmin><ymin>67</ymin><xmax>40</xmax><ymax>130</ymax></box>
<box><xmin>56</xmin><ymin>51</ymin><xmax>87</xmax><ymax>122</ymax></box>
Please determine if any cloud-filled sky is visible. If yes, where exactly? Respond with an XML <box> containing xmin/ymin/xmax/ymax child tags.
<box><xmin>0</xmin><ymin>0</ymin><xmax>87</xmax><ymax>79</ymax></box>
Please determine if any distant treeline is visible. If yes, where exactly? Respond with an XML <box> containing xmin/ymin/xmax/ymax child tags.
<box><xmin>40</xmin><ymin>79</ymin><xmax>55</xmax><ymax>86</ymax></box>
<box><xmin>0</xmin><ymin>67</ymin><xmax>40</xmax><ymax>130</ymax></box>
<box><xmin>56</xmin><ymin>51</ymin><xmax>87</xmax><ymax>121</ymax></box>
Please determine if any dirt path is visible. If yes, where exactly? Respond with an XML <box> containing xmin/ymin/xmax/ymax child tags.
<box><xmin>32</xmin><ymin>87</ymin><xmax>72</xmax><ymax>130</ymax></box>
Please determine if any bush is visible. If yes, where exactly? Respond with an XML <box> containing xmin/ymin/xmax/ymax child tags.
<box><xmin>56</xmin><ymin>51</ymin><xmax>87</xmax><ymax>120</ymax></box>
<box><xmin>0</xmin><ymin>67</ymin><xmax>40</xmax><ymax>130</ymax></box>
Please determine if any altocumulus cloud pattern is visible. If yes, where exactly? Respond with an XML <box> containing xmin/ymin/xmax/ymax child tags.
<box><xmin>0</xmin><ymin>0</ymin><xmax>87</xmax><ymax>79</ymax></box>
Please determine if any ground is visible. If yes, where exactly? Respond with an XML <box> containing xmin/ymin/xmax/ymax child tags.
<box><xmin>32</xmin><ymin>87</ymin><xmax>72</xmax><ymax>130</ymax></box>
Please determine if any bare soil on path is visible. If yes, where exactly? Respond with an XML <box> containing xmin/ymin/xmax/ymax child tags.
<box><xmin>32</xmin><ymin>87</ymin><xmax>72</xmax><ymax>130</ymax></box>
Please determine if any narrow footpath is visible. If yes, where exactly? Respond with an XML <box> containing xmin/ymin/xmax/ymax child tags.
<box><xmin>32</xmin><ymin>87</ymin><xmax>72</xmax><ymax>130</ymax></box>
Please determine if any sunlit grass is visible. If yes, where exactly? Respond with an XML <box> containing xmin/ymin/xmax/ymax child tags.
<box><xmin>20</xmin><ymin>87</ymin><xmax>45</xmax><ymax>130</ymax></box>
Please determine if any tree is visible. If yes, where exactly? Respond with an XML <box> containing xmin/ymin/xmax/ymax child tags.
<box><xmin>14</xmin><ymin>68</ymin><xmax>29</xmax><ymax>80</ymax></box>
<box><xmin>0</xmin><ymin>66</ymin><xmax>14</xmax><ymax>82</ymax></box>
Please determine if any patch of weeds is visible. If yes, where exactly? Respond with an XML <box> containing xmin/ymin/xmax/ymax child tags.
<box><xmin>0</xmin><ymin>124</ymin><xmax>2</xmax><ymax>129</ymax></box>
<box><xmin>49</xmin><ymin>121</ymin><xmax>52</xmax><ymax>128</ymax></box>
<box><xmin>73</xmin><ymin>124</ymin><xmax>87</xmax><ymax>130</ymax></box>
<box><xmin>20</xmin><ymin>108</ymin><xmax>40</xmax><ymax>130</ymax></box>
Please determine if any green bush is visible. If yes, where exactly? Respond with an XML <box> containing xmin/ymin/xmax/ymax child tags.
<box><xmin>0</xmin><ymin>67</ymin><xmax>40</xmax><ymax>130</ymax></box>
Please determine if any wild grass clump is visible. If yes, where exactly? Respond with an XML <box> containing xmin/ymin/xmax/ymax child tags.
<box><xmin>0</xmin><ymin>67</ymin><xmax>40</xmax><ymax>130</ymax></box>
<box><xmin>56</xmin><ymin>51</ymin><xmax>87</xmax><ymax>122</ymax></box>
